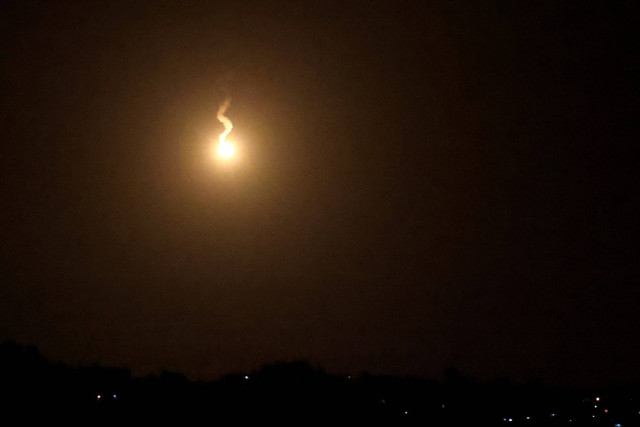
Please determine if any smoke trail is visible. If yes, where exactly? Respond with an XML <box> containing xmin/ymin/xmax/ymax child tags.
<box><xmin>217</xmin><ymin>97</ymin><xmax>233</xmax><ymax>144</ymax></box>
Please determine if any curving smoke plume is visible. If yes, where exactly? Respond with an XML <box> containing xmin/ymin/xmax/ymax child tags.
<box><xmin>217</xmin><ymin>97</ymin><xmax>233</xmax><ymax>144</ymax></box>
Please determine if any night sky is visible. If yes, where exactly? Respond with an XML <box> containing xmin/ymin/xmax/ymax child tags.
<box><xmin>1</xmin><ymin>1</ymin><xmax>638</xmax><ymax>387</ymax></box>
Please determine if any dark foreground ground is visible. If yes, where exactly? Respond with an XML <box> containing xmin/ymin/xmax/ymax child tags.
<box><xmin>1</xmin><ymin>342</ymin><xmax>638</xmax><ymax>426</ymax></box>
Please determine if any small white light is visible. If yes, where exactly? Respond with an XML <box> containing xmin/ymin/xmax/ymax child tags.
<box><xmin>244</xmin><ymin>375</ymin><xmax>249</xmax><ymax>380</ymax></box>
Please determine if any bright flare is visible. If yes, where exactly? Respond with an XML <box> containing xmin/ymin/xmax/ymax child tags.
<box><xmin>217</xmin><ymin>140</ymin><xmax>235</xmax><ymax>158</ymax></box>
<box><xmin>216</xmin><ymin>96</ymin><xmax>234</xmax><ymax>159</ymax></box>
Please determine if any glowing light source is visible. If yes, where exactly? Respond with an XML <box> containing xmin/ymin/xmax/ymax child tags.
<box><xmin>217</xmin><ymin>141</ymin><xmax>235</xmax><ymax>158</ymax></box>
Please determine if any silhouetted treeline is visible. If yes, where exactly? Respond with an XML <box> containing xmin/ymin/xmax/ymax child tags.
<box><xmin>1</xmin><ymin>341</ymin><xmax>639</xmax><ymax>425</ymax></box>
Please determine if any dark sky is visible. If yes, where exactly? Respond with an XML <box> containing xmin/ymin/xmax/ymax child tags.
<box><xmin>1</xmin><ymin>1</ymin><xmax>638</xmax><ymax>387</ymax></box>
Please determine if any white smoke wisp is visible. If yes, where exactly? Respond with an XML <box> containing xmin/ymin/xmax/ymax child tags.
<box><xmin>216</xmin><ymin>97</ymin><xmax>233</xmax><ymax>144</ymax></box>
